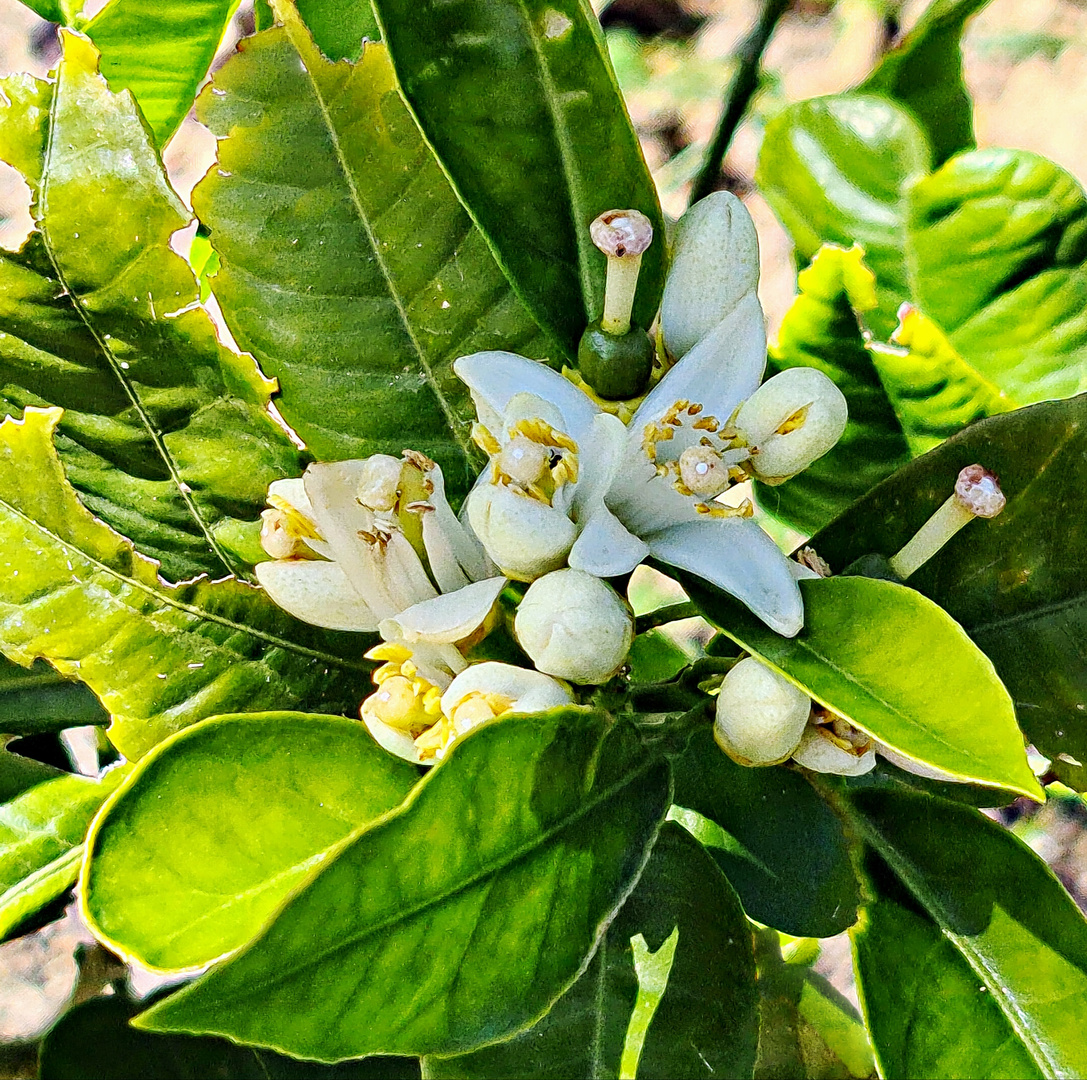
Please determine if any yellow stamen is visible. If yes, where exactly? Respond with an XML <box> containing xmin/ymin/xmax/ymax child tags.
<box><xmin>472</xmin><ymin>422</ymin><xmax>503</xmax><ymax>456</ymax></box>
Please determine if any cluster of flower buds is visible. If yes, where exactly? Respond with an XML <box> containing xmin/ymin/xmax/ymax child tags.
<box><xmin>253</xmin><ymin>193</ymin><xmax>857</xmax><ymax>765</ymax></box>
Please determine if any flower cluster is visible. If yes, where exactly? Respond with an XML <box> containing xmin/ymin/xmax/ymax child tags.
<box><xmin>256</xmin><ymin>192</ymin><xmax>849</xmax><ymax>763</ymax></box>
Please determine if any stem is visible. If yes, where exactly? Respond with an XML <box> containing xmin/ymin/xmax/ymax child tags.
<box><xmin>634</xmin><ymin>600</ymin><xmax>701</xmax><ymax>634</ymax></box>
<box><xmin>689</xmin><ymin>0</ymin><xmax>791</xmax><ymax>207</ymax></box>
<box><xmin>601</xmin><ymin>254</ymin><xmax>642</xmax><ymax>334</ymax></box>
<box><xmin>888</xmin><ymin>495</ymin><xmax>974</xmax><ymax>580</ymax></box>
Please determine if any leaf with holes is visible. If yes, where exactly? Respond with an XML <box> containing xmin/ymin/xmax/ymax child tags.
<box><xmin>0</xmin><ymin>407</ymin><xmax>370</xmax><ymax>762</ymax></box>
<box><xmin>370</xmin><ymin>0</ymin><xmax>664</xmax><ymax>359</ymax></box>
<box><xmin>0</xmin><ymin>38</ymin><xmax>302</xmax><ymax>582</ymax></box>
<box><xmin>193</xmin><ymin>5</ymin><xmax>551</xmax><ymax>502</ymax></box>
<box><xmin>84</xmin><ymin>0</ymin><xmax>242</xmax><ymax>146</ymax></box>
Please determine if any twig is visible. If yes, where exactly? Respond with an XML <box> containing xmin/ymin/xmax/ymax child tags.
<box><xmin>689</xmin><ymin>0</ymin><xmax>791</xmax><ymax>207</ymax></box>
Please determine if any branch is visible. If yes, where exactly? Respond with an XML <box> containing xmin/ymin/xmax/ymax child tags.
<box><xmin>689</xmin><ymin>0</ymin><xmax>791</xmax><ymax>206</ymax></box>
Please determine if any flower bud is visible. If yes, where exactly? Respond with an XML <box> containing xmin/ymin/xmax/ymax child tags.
<box><xmin>713</xmin><ymin>657</ymin><xmax>810</xmax><ymax>767</ymax></box>
<box><xmin>661</xmin><ymin>191</ymin><xmax>761</xmax><ymax>361</ymax></box>
<box><xmin>735</xmin><ymin>368</ymin><xmax>847</xmax><ymax>484</ymax></box>
<box><xmin>441</xmin><ymin>661</ymin><xmax>574</xmax><ymax>740</ymax></box>
<box><xmin>514</xmin><ymin>569</ymin><xmax>633</xmax><ymax>684</ymax></box>
<box><xmin>465</xmin><ymin>483</ymin><xmax>576</xmax><ymax>582</ymax></box>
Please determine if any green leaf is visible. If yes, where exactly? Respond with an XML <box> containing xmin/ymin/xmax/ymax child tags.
<box><xmin>671</xmin><ymin>728</ymin><xmax>858</xmax><ymax>938</ymax></box>
<box><xmin>297</xmin><ymin>0</ymin><xmax>380</xmax><ymax>60</ymax></box>
<box><xmin>136</xmin><ymin>710</ymin><xmax>671</xmax><ymax>1061</ymax></box>
<box><xmin>849</xmin><ymin>788</ymin><xmax>1087</xmax><ymax>1078</ymax></box>
<box><xmin>83</xmin><ymin>712</ymin><xmax>419</xmax><ymax>970</ymax></box>
<box><xmin>370</xmin><ymin>0</ymin><xmax>665</xmax><ymax>358</ymax></box>
<box><xmin>193</xmin><ymin>14</ymin><xmax>549</xmax><ymax>500</ymax></box>
<box><xmin>905</xmin><ymin>148</ymin><xmax>1087</xmax><ymax>405</ymax></box>
<box><xmin>853</xmin><ymin>849</ymin><xmax>1040</xmax><ymax>1080</ymax></box>
<box><xmin>0</xmin><ymin>766</ymin><xmax>128</xmax><ymax>941</ymax></box>
<box><xmin>617</xmin><ymin>823</ymin><xmax>757</xmax><ymax>1080</ymax></box>
<box><xmin>0</xmin><ymin>406</ymin><xmax>370</xmax><ymax>761</ymax></box>
<box><xmin>681</xmin><ymin>574</ymin><xmax>1042</xmax><ymax>800</ymax></box>
<box><xmin>809</xmin><ymin>394</ymin><xmax>1087</xmax><ymax>790</ymax></box>
<box><xmin>859</xmin><ymin>0</ymin><xmax>989</xmax><ymax>166</ymax></box>
<box><xmin>755</xmin><ymin>95</ymin><xmax>931</xmax><ymax>338</ymax></box>
<box><xmin>0</xmin><ymin>737</ymin><xmax>65</xmax><ymax>802</ymax></box>
<box><xmin>627</xmin><ymin>629</ymin><xmax>691</xmax><ymax>684</ymax></box>
<box><xmin>40</xmin><ymin>995</ymin><xmax>422</xmax><ymax>1080</ymax></box>
<box><xmin>11</xmin><ymin>0</ymin><xmax>68</xmax><ymax>23</ymax></box>
<box><xmin>869</xmin><ymin>302</ymin><xmax>1015</xmax><ymax>455</ymax></box>
<box><xmin>84</xmin><ymin>0</ymin><xmax>241</xmax><ymax>145</ymax></box>
<box><xmin>0</xmin><ymin>38</ymin><xmax>303</xmax><ymax>582</ymax></box>
<box><xmin>0</xmin><ymin>657</ymin><xmax>108</xmax><ymax>737</ymax></box>
<box><xmin>757</xmin><ymin>244</ymin><xmax>910</xmax><ymax>534</ymax></box>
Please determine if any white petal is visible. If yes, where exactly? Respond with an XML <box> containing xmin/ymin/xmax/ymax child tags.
<box><xmin>421</xmin><ymin>511</ymin><xmax>471</xmax><ymax>593</ymax></box>
<box><xmin>465</xmin><ymin>483</ymin><xmax>577</xmax><ymax>581</ymax></box>
<box><xmin>361</xmin><ymin>713</ymin><xmax>424</xmax><ymax>765</ymax></box>
<box><xmin>877</xmin><ymin>743</ymin><xmax>968</xmax><ymax>784</ymax></box>
<box><xmin>254</xmin><ymin>560</ymin><xmax>378</xmax><ymax>631</ymax></box>
<box><xmin>454</xmin><ymin>351</ymin><xmax>599</xmax><ymax>447</ymax></box>
<box><xmin>568</xmin><ymin>508</ymin><xmax>649</xmax><ymax>578</ymax></box>
<box><xmin>661</xmin><ymin>191</ymin><xmax>761</xmax><ymax>361</ymax></box>
<box><xmin>571</xmin><ymin>412</ymin><xmax>628</xmax><ymax>523</ymax></box>
<box><xmin>441</xmin><ymin>661</ymin><xmax>574</xmax><ymax>718</ymax></box>
<box><xmin>646</xmin><ymin>518</ymin><xmax>804</xmax><ymax>637</ymax></box>
<box><xmin>423</xmin><ymin>462</ymin><xmax>494</xmax><ymax>585</ymax></box>
<box><xmin>383</xmin><ymin>576</ymin><xmax>507</xmax><ymax>645</ymax></box>
<box><xmin>268</xmin><ymin>477</ymin><xmax>311</xmax><ymax>515</ymax></box>
<box><xmin>793</xmin><ymin>727</ymin><xmax>876</xmax><ymax>776</ymax></box>
<box><xmin>606</xmin><ymin>465</ymin><xmax>695</xmax><ymax>536</ymax></box>
<box><xmin>630</xmin><ymin>293</ymin><xmax>766</xmax><ymax>432</ymax></box>
<box><xmin>381</xmin><ymin>531</ymin><xmax>440</xmax><ymax>612</ymax></box>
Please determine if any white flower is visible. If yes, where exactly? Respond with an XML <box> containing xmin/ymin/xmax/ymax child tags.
<box><xmin>714</xmin><ymin>657</ymin><xmax>810</xmax><ymax>766</ymax></box>
<box><xmin>514</xmin><ymin>569</ymin><xmax>634</xmax><ymax>685</ymax></box>
<box><xmin>363</xmin><ymin>658</ymin><xmax>573</xmax><ymax>764</ymax></box>
<box><xmin>456</xmin><ymin>193</ymin><xmax>846</xmax><ymax>638</ymax></box>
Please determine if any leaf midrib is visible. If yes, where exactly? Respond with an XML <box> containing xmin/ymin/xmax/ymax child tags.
<box><xmin>278</xmin><ymin>11</ymin><xmax>474</xmax><ymax>471</ymax></box>
<box><xmin>0</xmin><ymin>492</ymin><xmax>370</xmax><ymax>673</ymax></box>
<box><xmin>37</xmin><ymin>56</ymin><xmax>238</xmax><ymax>579</ymax></box>
<box><xmin>180</xmin><ymin>739</ymin><xmax>663</xmax><ymax>1003</ymax></box>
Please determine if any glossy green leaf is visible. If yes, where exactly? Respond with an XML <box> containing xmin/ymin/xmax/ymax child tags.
<box><xmin>40</xmin><ymin>995</ymin><xmax>422</xmax><ymax>1080</ymax></box>
<box><xmin>681</xmin><ymin>574</ymin><xmax>1042</xmax><ymax>800</ymax></box>
<box><xmin>0</xmin><ymin>37</ymin><xmax>303</xmax><ymax>582</ymax></box>
<box><xmin>136</xmin><ymin>710</ymin><xmax>671</xmax><ymax>1062</ymax></box>
<box><xmin>755</xmin><ymin>95</ymin><xmax>931</xmax><ymax>337</ymax></box>
<box><xmin>0</xmin><ymin>657</ymin><xmax>108</xmax><ymax>737</ymax></box>
<box><xmin>757</xmin><ymin>245</ymin><xmax>910</xmax><ymax>534</ymax></box>
<box><xmin>297</xmin><ymin>0</ymin><xmax>380</xmax><ymax>60</ymax></box>
<box><xmin>84</xmin><ymin>0</ymin><xmax>241</xmax><ymax>145</ymax></box>
<box><xmin>83</xmin><ymin>712</ymin><xmax>418</xmax><ymax>970</ymax></box>
<box><xmin>0</xmin><ymin>766</ymin><xmax>128</xmax><ymax>941</ymax></box>
<box><xmin>618</xmin><ymin>823</ymin><xmax>757</xmax><ymax>1080</ymax></box>
<box><xmin>671</xmin><ymin>728</ymin><xmax>858</xmax><ymax>938</ymax></box>
<box><xmin>424</xmin><ymin>933</ymin><xmax>636</xmax><ymax>1080</ymax></box>
<box><xmin>810</xmin><ymin>394</ymin><xmax>1087</xmax><ymax>790</ymax></box>
<box><xmin>12</xmin><ymin>0</ymin><xmax>76</xmax><ymax>22</ymax></box>
<box><xmin>0</xmin><ymin>406</ymin><xmax>370</xmax><ymax>762</ymax></box>
<box><xmin>627</xmin><ymin>629</ymin><xmax>691</xmax><ymax>684</ymax></box>
<box><xmin>193</xmin><ymin>11</ymin><xmax>549</xmax><ymax>500</ymax></box>
<box><xmin>371</xmin><ymin>0</ymin><xmax>665</xmax><ymax>358</ymax></box>
<box><xmin>849</xmin><ymin>788</ymin><xmax>1087</xmax><ymax>1078</ymax></box>
<box><xmin>906</xmin><ymin>148</ymin><xmax>1087</xmax><ymax>406</ymax></box>
<box><xmin>869</xmin><ymin>302</ymin><xmax>1014</xmax><ymax>455</ymax></box>
<box><xmin>859</xmin><ymin>0</ymin><xmax>989</xmax><ymax>166</ymax></box>
<box><xmin>853</xmin><ymin>849</ymin><xmax>1041</xmax><ymax>1080</ymax></box>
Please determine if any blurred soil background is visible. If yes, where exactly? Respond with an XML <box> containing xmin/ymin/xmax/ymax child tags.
<box><xmin>0</xmin><ymin>0</ymin><xmax>1086</xmax><ymax>1063</ymax></box>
